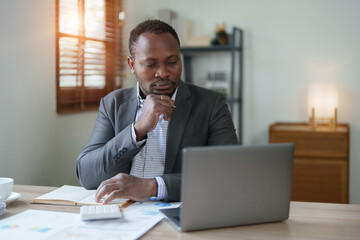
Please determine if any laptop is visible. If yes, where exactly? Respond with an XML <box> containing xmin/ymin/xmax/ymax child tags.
<box><xmin>160</xmin><ymin>143</ymin><xmax>294</xmax><ymax>232</ymax></box>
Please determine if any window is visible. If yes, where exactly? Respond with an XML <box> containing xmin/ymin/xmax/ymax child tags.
<box><xmin>56</xmin><ymin>0</ymin><xmax>124</xmax><ymax>113</ymax></box>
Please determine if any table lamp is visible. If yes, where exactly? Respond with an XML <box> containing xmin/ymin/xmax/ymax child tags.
<box><xmin>308</xmin><ymin>83</ymin><xmax>338</xmax><ymax>129</ymax></box>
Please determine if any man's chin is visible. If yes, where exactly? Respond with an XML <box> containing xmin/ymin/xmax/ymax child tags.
<box><xmin>151</xmin><ymin>89</ymin><xmax>175</xmax><ymax>97</ymax></box>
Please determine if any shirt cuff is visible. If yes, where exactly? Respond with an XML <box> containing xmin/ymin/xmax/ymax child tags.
<box><xmin>154</xmin><ymin>177</ymin><xmax>168</xmax><ymax>200</ymax></box>
<box><xmin>131</xmin><ymin>122</ymin><xmax>146</xmax><ymax>147</ymax></box>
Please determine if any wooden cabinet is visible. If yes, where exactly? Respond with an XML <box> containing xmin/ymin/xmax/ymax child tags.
<box><xmin>269</xmin><ymin>122</ymin><xmax>349</xmax><ymax>203</ymax></box>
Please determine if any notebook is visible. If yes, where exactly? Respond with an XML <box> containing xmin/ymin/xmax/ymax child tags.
<box><xmin>32</xmin><ymin>185</ymin><xmax>133</xmax><ymax>207</ymax></box>
<box><xmin>160</xmin><ymin>143</ymin><xmax>294</xmax><ymax>231</ymax></box>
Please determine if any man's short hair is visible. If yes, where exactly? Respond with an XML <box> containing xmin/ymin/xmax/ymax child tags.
<box><xmin>129</xmin><ymin>19</ymin><xmax>180</xmax><ymax>58</ymax></box>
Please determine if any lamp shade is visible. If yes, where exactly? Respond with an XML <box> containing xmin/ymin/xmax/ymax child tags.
<box><xmin>308</xmin><ymin>83</ymin><xmax>338</xmax><ymax>119</ymax></box>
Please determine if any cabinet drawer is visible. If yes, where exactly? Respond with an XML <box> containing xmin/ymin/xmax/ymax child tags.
<box><xmin>270</xmin><ymin>132</ymin><xmax>348</xmax><ymax>158</ymax></box>
<box><xmin>291</xmin><ymin>158</ymin><xmax>348</xmax><ymax>203</ymax></box>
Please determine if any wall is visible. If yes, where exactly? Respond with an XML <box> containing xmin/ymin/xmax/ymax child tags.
<box><xmin>0</xmin><ymin>0</ymin><xmax>145</xmax><ymax>187</ymax></box>
<box><xmin>1</xmin><ymin>0</ymin><xmax>359</xmax><ymax>203</ymax></box>
<box><xmin>0</xmin><ymin>0</ymin><xmax>91</xmax><ymax>186</ymax></box>
<box><xmin>143</xmin><ymin>0</ymin><xmax>360</xmax><ymax>203</ymax></box>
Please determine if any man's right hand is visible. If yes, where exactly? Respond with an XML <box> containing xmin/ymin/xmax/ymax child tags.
<box><xmin>134</xmin><ymin>94</ymin><xmax>175</xmax><ymax>141</ymax></box>
<box><xmin>95</xmin><ymin>173</ymin><xmax>157</xmax><ymax>203</ymax></box>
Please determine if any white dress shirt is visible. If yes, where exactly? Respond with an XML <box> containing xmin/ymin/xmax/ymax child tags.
<box><xmin>130</xmin><ymin>83</ymin><xmax>178</xmax><ymax>200</ymax></box>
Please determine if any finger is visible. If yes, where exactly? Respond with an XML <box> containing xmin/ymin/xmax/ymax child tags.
<box><xmin>96</xmin><ymin>179</ymin><xmax>111</xmax><ymax>193</ymax></box>
<box><xmin>158</xmin><ymin>100</ymin><xmax>176</xmax><ymax>110</ymax></box>
<box><xmin>95</xmin><ymin>173</ymin><xmax>124</xmax><ymax>201</ymax></box>
<box><xmin>158</xmin><ymin>95</ymin><xmax>176</xmax><ymax>108</ymax></box>
<box><xmin>102</xmin><ymin>190</ymin><xmax>125</xmax><ymax>205</ymax></box>
<box><xmin>95</xmin><ymin>182</ymin><xmax>119</xmax><ymax>203</ymax></box>
<box><xmin>147</xmin><ymin>94</ymin><xmax>175</xmax><ymax>109</ymax></box>
<box><xmin>164</xmin><ymin>106</ymin><xmax>174</xmax><ymax>121</ymax></box>
<box><xmin>95</xmin><ymin>179</ymin><xmax>111</xmax><ymax>202</ymax></box>
<box><xmin>154</xmin><ymin>97</ymin><xmax>175</xmax><ymax>118</ymax></box>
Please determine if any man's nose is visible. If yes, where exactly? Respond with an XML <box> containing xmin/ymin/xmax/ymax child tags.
<box><xmin>155</xmin><ymin>64</ymin><xmax>170</xmax><ymax>79</ymax></box>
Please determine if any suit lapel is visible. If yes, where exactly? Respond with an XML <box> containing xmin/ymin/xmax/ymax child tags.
<box><xmin>117</xmin><ymin>87</ymin><xmax>137</xmax><ymax>132</ymax></box>
<box><xmin>165</xmin><ymin>81</ymin><xmax>192</xmax><ymax>173</ymax></box>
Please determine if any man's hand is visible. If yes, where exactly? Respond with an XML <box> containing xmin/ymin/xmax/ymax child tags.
<box><xmin>95</xmin><ymin>173</ymin><xmax>158</xmax><ymax>204</ymax></box>
<box><xmin>134</xmin><ymin>94</ymin><xmax>175</xmax><ymax>141</ymax></box>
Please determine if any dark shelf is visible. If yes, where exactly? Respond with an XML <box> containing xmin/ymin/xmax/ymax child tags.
<box><xmin>180</xmin><ymin>46</ymin><xmax>242</xmax><ymax>53</ymax></box>
<box><xmin>180</xmin><ymin>27</ymin><xmax>243</xmax><ymax>144</ymax></box>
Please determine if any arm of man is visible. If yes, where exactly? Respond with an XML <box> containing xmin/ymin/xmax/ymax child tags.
<box><xmin>76</xmin><ymin>97</ymin><xmax>143</xmax><ymax>189</ymax></box>
<box><xmin>78</xmin><ymin>93</ymin><xmax>176</xmax><ymax>202</ymax></box>
<box><xmin>92</xmin><ymin>95</ymin><xmax>176</xmax><ymax>203</ymax></box>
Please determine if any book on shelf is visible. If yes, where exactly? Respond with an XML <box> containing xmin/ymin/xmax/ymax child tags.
<box><xmin>32</xmin><ymin>185</ymin><xmax>133</xmax><ymax>207</ymax></box>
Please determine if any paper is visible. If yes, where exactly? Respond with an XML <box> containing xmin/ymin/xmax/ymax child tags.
<box><xmin>32</xmin><ymin>185</ymin><xmax>129</xmax><ymax>206</ymax></box>
<box><xmin>78</xmin><ymin>193</ymin><xmax>128</xmax><ymax>206</ymax></box>
<box><xmin>53</xmin><ymin>201</ymin><xmax>181</xmax><ymax>240</ymax></box>
<box><xmin>0</xmin><ymin>210</ymin><xmax>79</xmax><ymax>240</ymax></box>
<box><xmin>34</xmin><ymin>185</ymin><xmax>95</xmax><ymax>203</ymax></box>
<box><xmin>0</xmin><ymin>201</ymin><xmax>181</xmax><ymax>240</ymax></box>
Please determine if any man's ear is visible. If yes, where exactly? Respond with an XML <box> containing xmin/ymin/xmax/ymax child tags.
<box><xmin>127</xmin><ymin>56</ymin><xmax>135</xmax><ymax>74</ymax></box>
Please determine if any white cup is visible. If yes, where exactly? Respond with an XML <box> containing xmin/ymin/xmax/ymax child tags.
<box><xmin>0</xmin><ymin>178</ymin><xmax>14</xmax><ymax>200</ymax></box>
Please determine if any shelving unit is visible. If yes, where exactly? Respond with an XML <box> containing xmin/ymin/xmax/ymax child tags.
<box><xmin>180</xmin><ymin>27</ymin><xmax>243</xmax><ymax>143</ymax></box>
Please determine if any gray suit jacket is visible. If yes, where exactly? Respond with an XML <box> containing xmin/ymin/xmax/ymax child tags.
<box><xmin>76</xmin><ymin>80</ymin><xmax>238</xmax><ymax>201</ymax></box>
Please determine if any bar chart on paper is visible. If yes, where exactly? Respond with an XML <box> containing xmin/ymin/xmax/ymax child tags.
<box><xmin>0</xmin><ymin>201</ymin><xmax>181</xmax><ymax>240</ymax></box>
<box><xmin>0</xmin><ymin>210</ymin><xmax>79</xmax><ymax>240</ymax></box>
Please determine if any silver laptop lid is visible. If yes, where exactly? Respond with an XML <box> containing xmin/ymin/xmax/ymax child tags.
<box><xmin>180</xmin><ymin>143</ymin><xmax>294</xmax><ymax>231</ymax></box>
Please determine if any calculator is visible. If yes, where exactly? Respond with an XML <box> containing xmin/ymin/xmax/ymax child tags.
<box><xmin>80</xmin><ymin>205</ymin><xmax>122</xmax><ymax>221</ymax></box>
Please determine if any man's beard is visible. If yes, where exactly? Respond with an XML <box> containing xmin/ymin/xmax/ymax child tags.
<box><xmin>148</xmin><ymin>78</ymin><xmax>177</xmax><ymax>96</ymax></box>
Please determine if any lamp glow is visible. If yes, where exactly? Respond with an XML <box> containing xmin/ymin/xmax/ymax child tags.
<box><xmin>308</xmin><ymin>83</ymin><xmax>338</xmax><ymax>127</ymax></box>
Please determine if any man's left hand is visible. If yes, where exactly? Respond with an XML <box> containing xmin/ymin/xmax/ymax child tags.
<box><xmin>95</xmin><ymin>173</ymin><xmax>158</xmax><ymax>204</ymax></box>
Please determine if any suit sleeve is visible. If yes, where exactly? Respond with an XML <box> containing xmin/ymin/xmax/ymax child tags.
<box><xmin>207</xmin><ymin>93</ymin><xmax>239</xmax><ymax>145</ymax></box>
<box><xmin>162</xmin><ymin>173</ymin><xmax>181</xmax><ymax>202</ymax></box>
<box><xmin>76</xmin><ymin>98</ymin><xmax>143</xmax><ymax>189</ymax></box>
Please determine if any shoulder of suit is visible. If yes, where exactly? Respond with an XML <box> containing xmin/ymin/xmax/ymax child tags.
<box><xmin>103</xmin><ymin>87</ymin><xmax>135</xmax><ymax>102</ymax></box>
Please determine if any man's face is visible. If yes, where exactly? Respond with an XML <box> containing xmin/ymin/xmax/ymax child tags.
<box><xmin>127</xmin><ymin>32</ymin><xmax>182</xmax><ymax>98</ymax></box>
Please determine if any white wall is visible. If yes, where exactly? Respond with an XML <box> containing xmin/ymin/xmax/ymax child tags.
<box><xmin>0</xmin><ymin>0</ymin><xmax>145</xmax><ymax>187</ymax></box>
<box><xmin>1</xmin><ymin>0</ymin><xmax>359</xmax><ymax>203</ymax></box>
<box><xmin>143</xmin><ymin>0</ymin><xmax>360</xmax><ymax>203</ymax></box>
<box><xmin>121</xmin><ymin>0</ymin><xmax>152</xmax><ymax>87</ymax></box>
<box><xmin>0</xmin><ymin>0</ymin><xmax>95</xmax><ymax>186</ymax></box>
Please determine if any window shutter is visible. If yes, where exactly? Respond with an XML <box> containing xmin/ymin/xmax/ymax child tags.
<box><xmin>56</xmin><ymin>0</ymin><xmax>123</xmax><ymax>113</ymax></box>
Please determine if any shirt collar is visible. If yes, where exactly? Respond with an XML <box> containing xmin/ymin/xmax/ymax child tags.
<box><xmin>136</xmin><ymin>82</ymin><xmax>178</xmax><ymax>107</ymax></box>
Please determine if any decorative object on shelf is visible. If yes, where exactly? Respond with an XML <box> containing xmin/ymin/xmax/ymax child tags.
<box><xmin>158</xmin><ymin>9</ymin><xmax>178</xmax><ymax>28</ymax></box>
<box><xmin>183</xmin><ymin>19</ymin><xmax>211</xmax><ymax>47</ymax></box>
<box><xmin>211</xmin><ymin>23</ymin><xmax>228</xmax><ymax>46</ymax></box>
<box><xmin>205</xmin><ymin>71</ymin><xmax>228</xmax><ymax>98</ymax></box>
<box><xmin>308</xmin><ymin>82</ymin><xmax>338</xmax><ymax>129</ymax></box>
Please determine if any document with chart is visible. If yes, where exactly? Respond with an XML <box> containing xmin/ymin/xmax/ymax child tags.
<box><xmin>0</xmin><ymin>201</ymin><xmax>181</xmax><ymax>240</ymax></box>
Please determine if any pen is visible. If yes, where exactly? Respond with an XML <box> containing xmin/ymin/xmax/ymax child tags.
<box><xmin>120</xmin><ymin>199</ymin><xmax>135</xmax><ymax>208</ymax></box>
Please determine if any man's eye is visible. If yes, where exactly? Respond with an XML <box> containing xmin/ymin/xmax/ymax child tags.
<box><xmin>145</xmin><ymin>64</ymin><xmax>155</xmax><ymax>68</ymax></box>
<box><xmin>169</xmin><ymin>61</ymin><xmax>177</xmax><ymax>65</ymax></box>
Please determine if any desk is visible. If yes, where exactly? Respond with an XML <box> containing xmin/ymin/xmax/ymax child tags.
<box><xmin>2</xmin><ymin>185</ymin><xmax>360</xmax><ymax>239</ymax></box>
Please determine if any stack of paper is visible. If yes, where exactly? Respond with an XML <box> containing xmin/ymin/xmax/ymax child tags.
<box><xmin>0</xmin><ymin>200</ymin><xmax>181</xmax><ymax>240</ymax></box>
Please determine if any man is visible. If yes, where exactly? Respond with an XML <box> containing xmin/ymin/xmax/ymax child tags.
<box><xmin>76</xmin><ymin>20</ymin><xmax>238</xmax><ymax>203</ymax></box>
